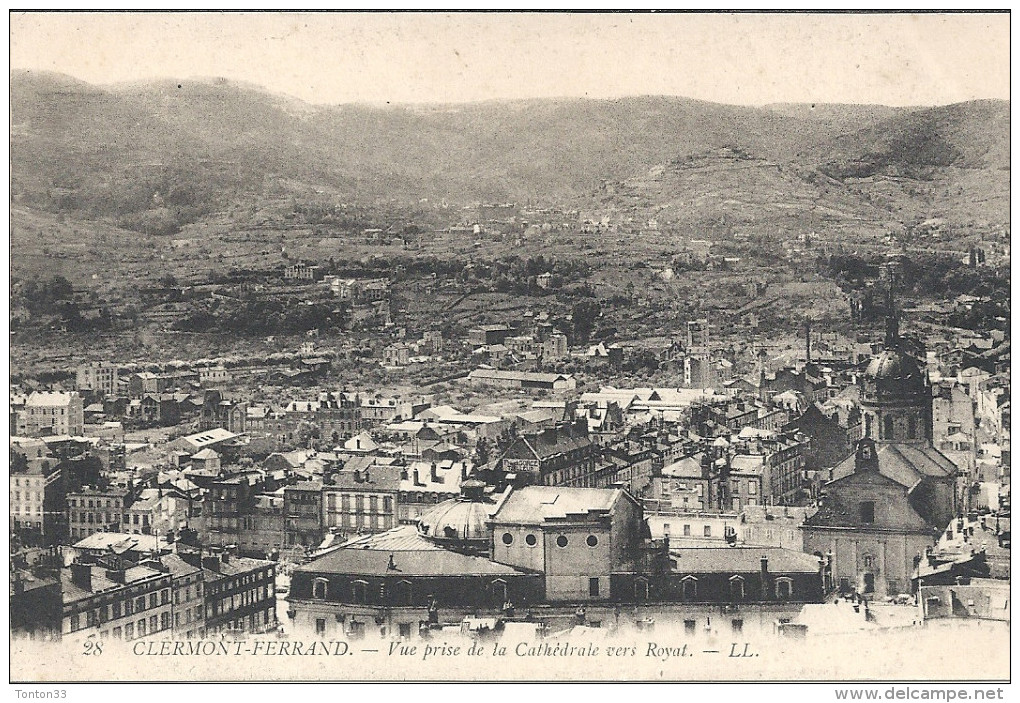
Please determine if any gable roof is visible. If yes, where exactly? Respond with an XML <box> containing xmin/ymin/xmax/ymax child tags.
<box><xmin>830</xmin><ymin>442</ymin><xmax>957</xmax><ymax>488</ymax></box>
<box><xmin>670</xmin><ymin>546</ymin><xmax>822</xmax><ymax>574</ymax></box>
<box><xmin>294</xmin><ymin>526</ymin><xmax>525</xmax><ymax>577</ymax></box>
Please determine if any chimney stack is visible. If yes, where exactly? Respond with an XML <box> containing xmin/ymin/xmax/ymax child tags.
<box><xmin>430</xmin><ymin>462</ymin><xmax>438</xmax><ymax>483</ymax></box>
<box><xmin>70</xmin><ymin>561</ymin><xmax>93</xmax><ymax>591</ymax></box>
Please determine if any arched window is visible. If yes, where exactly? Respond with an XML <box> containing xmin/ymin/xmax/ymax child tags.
<box><xmin>775</xmin><ymin>578</ymin><xmax>793</xmax><ymax>600</ymax></box>
<box><xmin>351</xmin><ymin>580</ymin><xmax>368</xmax><ymax>604</ymax></box>
<box><xmin>313</xmin><ymin>578</ymin><xmax>328</xmax><ymax>600</ymax></box>
<box><xmin>729</xmin><ymin>575</ymin><xmax>745</xmax><ymax>601</ymax></box>
<box><xmin>394</xmin><ymin>580</ymin><xmax>413</xmax><ymax>607</ymax></box>
<box><xmin>883</xmin><ymin>415</ymin><xmax>894</xmax><ymax>440</ymax></box>
<box><xmin>680</xmin><ymin>576</ymin><xmax>697</xmax><ymax>601</ymax></box>
<box><xmin>634</xmin><ymin>577</ymin><xmax>650</xmax><ymax>601</ymax></box>
<box><xmin>490</xmin><ymin>579</ymin><xmax>508</xmax><ymax>604</ymax></box>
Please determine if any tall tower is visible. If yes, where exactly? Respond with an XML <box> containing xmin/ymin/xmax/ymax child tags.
<box><xmin>859</xmin><ymin>311</ymin><xmax>932</xmax><ymax>445</ymax></box>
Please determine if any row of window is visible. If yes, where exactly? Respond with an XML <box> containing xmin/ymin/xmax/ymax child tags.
<box><xmin>209</xmin><ymin>585</ymin><xmax>269</xmax><ymax>616</ymax></box>
<box><xmin>102</xmin><ymin>613</ymin><xmax>172</xmax><ymax>640</ymax></box>
<box><xmin>325</xmin><ymin>495</ymin><xmax>394</xmax><ymax>512</ymax></box>
<box><xmin>69</xmin><ymin>591</ymin><xmax>170</xmax><ymax>632</ymax></box>
<box><xmin>311</xmin><ymin>578</ymin><xmax>509</xmax><ymax>605</ymax></box>
<box><xmin>500</xmin><ymin>533</ymin><xmax>599</xmax><ymax>548</ymax></box>
<box><xmin>636</xmin><ymin>576</ymin><xmax>794</xmax><ymax>601</ymax></box>
<box><xmin>70</xmin><ymin>512</ymin><xmax>150</xmax><ymax>526</ymax></box>
<box><xmin>68</xmin><ymin>498</ymin><xmax>123</xmax><ymax>508</ymax></box>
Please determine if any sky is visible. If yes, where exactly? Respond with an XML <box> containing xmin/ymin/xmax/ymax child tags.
<box><xmin>9</xmin><ymin>12</ymin><xmax>1011</xmax><ymax>106</ymax></box>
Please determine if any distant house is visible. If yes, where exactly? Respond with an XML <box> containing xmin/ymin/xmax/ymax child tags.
<box><xmin>170</xmin><ymin>428</ymin><xmax>240</xmax><ymax>455</ymax></box>
<box><xmin>383</xmin><ymin>343</ymin><xmax>411</xmax><ymax>366</ymax></box>
<box><xmin>285</xmin><ymin>263</ymin><xmax>320</xmax><ymax>281</ymax></box>
<box><xmin>76</xmin><ymin>362</ymin><xmax>119</xmax><ymax>397</ymax></box>
<box><xmin>500</xmin><ymin>419</ymin><xmax>603</xmax><ymax>487</ymax></box>
<box><xmin>467</xmin><ymin>325</ymin><xmax>511</xmax><ymax>347</ymax></box>
<box><xmin>18</xmin><ymin>391</ymin><xmax>84</xmax><ymax>437</ymax></box>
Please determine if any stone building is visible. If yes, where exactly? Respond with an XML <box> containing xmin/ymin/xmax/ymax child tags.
<box><xmin>803</xmin><ymin>320</ymin><xmax>958</xmax><ymax>598</ymax></box>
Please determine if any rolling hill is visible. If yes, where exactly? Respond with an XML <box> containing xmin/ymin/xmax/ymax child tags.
<box><xmin>10</xmin><ymin>70</ymin><xmax>1010</xmax><ymax>235</ymax></box>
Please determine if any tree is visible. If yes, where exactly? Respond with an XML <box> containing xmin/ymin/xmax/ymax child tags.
<box><xmin>474</xmin><ymin>437</ymin><xmax>491</xmax><ymax>466</ymax></box>
<box><xmin>572</xmin><ymin>299</ymin><xmax>601</xmax><ymax>344</ymax></box>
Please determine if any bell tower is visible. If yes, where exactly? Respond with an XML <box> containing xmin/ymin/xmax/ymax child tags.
<box><xmin>859</xmin><ymin>307</ymin><xmax>932</xmax><ymax>446</ymax></box>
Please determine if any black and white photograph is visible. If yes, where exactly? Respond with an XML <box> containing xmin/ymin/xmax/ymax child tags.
<box><xmin>7</xmin><ymin>10</ymin><xmax>1011</xmax><ymax>689</ymax></box>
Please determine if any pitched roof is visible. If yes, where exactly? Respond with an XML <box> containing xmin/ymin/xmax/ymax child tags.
<box><xmin>661</xmin><ymin>455</ymin><xmax>705</xmax><ymax>479</ymax></box>
<box><xmin>295</xmin><ymin>526</ymin><xmax>525</xmax><ymax>577</ymax></box>
<box><xmin>329</xmin><ymin>463</ymin><xmax>402</xmax><ymax>492</ymax></box>
<box><xmin>830</xmin><ymin>442</ymin><xmax>957</xmax><ymax>488</ymax></box>
<box><xmin>670</xmin><ymin>546</ymin><xmax>821</xmax><ymax>574</ymax></box>
<box><xmin>72</xmin><ymin>532</ymin><xmax>168</xmax><ymax>553</ymax></box>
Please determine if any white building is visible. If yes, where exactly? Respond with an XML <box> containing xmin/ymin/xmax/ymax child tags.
<box><xmin>76</xmin><ymin>363</ymin><xmax>119</xmax><ymax>396</ymax></box>
<box><xmin>18</xmin><ymin>391</ymin><xmax>84</xmax><ymax>437</ymax></box>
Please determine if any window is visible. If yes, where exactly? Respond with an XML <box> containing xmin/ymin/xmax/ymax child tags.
<box><xmin>313</xmin><ymin>578</ymin><xmax>328</xmax><ymax>600</ymax></box>
<box><xmin>586</xmin><ymin>535</ymin><xmax>599</xmax><ymax>547</ymax></box>
<box><xmin>683</xmin><ymin>524</ymin><xmax>691</xmax><ymax>537</ymax></box>
<box><xmin>776</xmin><ymin>578</ymin><xmax>793</xmax><ymax>600</ymax></box>
<box><xmin>556</xmin><ymin>535</ymin><xmax>568</xmax><ymax>548</ymax></box>
<box><xmin>703</xmin><ymin>526</ymin><xmax>711</xmax><ymax>537</ymax></box>
<box><xmin>883</xmin><ymin>415</ymin><xmax>894</xmax><ymax>440</ymax></box>
<box><xmin>589</xmin><ymin>578</ymin><xmax>600</xmax><ymax>597</ymax></box>
<box><xmin>394</xmin><ymin>580</ymin><xmax>413</xmax><ymax>607</ymax></box>
<box><xmin>138</xmin><ymin>619</ymin><xmax>147</xmax><ymax>637</ymax></box>
<box><xmin>859</xmin><ymin>501</ymin><xmax>875</xmax><ymax>524</ymax></box>
<box><xmin>731</xmin><ymin>619</ymin><xmax>744</xmax><ymax>634</ymax></box>
<box><xmin>863</xmin><ymin>555</ymin><xmax>874</xmax><ymax>570</ymax></box>
<box><xmin>684</xmin><ymin>619</ymin><xmax>696</xmax><ymax>635</ymax></box>
<box><xmin>490</xmin><ymin>579</ymin><xmax>508</xmax><ymax>604</ymax></box>
<box><xmin>525</xmin><ymin>534</ymin><xmax>537</xmax><ymax>546</ymax></box>
<box><xmin>125</xmin><ymin>622</ymin><xmax>134</xmax><ymax>640</ymax></box>
<box><xmin>161</xmin><ymin>612</ymin><xmax>171</xmax><ymax>630</ymax></box>
<box><xmin>634</xmin><ymin>577</ymin><xmax>649</xmax><ymax>601</ymax></box>
<box><xmin>502</xmin><ymin>532</ymin><xmax>514</xmax><ymax>545</ymax></box>
<box><xmin>352</xmin><ymin>581</ymin><xmax>367</xmax><ymax>604</ymax></box>
<box><xmin>315</xmin><ymin>618</ymin><xmax>326</xmax><ymax>635</ymax></box>
<box><xmin>748</xmin><ymin>482</ymin><xmax>757</xmax><ymax>495</ymax></box>
<box><xmin>681</xmin><ymin>576</ymin><xmax>698</xmax><ymax>601</ymax></box>
<box><xmin>729</xmin><ymin>576</ymin><xmax>745</xmax><ymax>601</ymax></box>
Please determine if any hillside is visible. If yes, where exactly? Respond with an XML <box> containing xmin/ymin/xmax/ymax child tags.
<box><xmin>10</xmin><ymin>71</ymin><xmax>1010</xmax><ymax>236</ymax></box>
<box><xmin>804</xmin><ymin>100</ymin><xmax>1010</xmax><ymax>225</ymax></box>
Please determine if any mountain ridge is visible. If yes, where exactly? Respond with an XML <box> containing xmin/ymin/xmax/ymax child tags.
<box><xmin>10</xmin><ymin>71</ymin><xmax>1009</xmax><ymax>234</ymax></box>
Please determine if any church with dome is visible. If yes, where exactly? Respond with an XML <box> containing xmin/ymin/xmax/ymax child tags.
<box><xmin>803</xmin><ymin>316</ymin><xmax>959</xmax><ymax>598</ymax></box>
